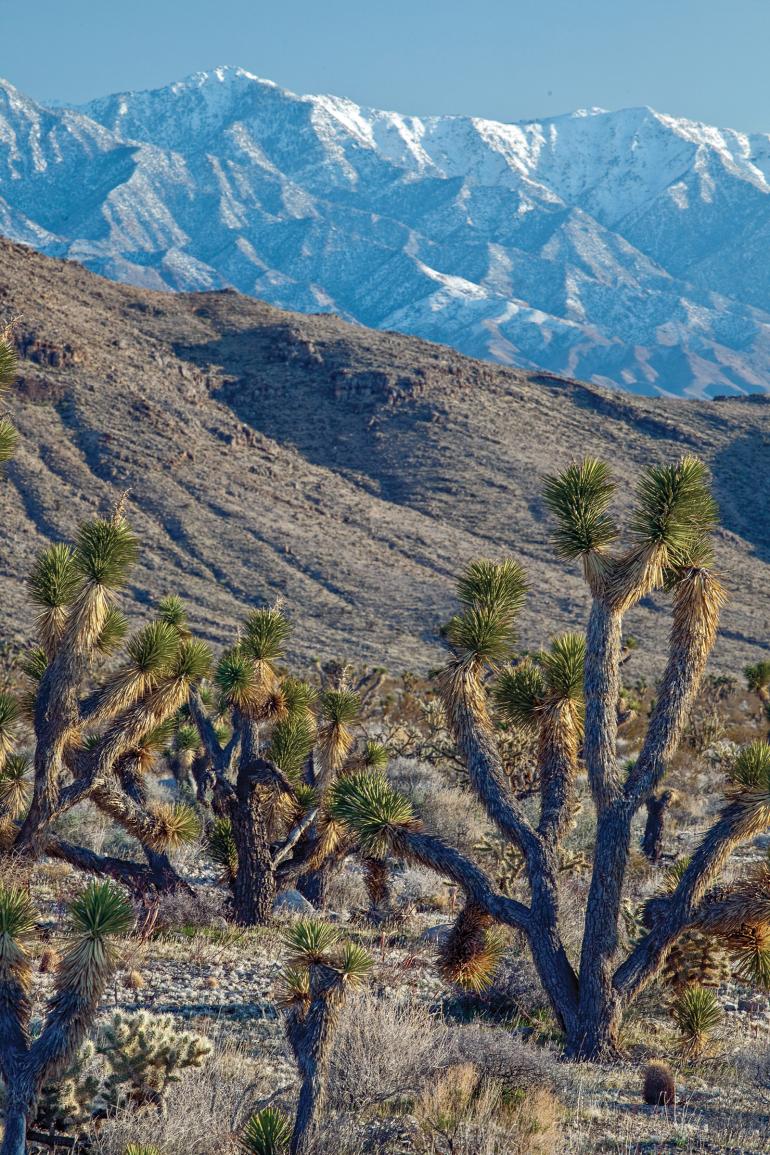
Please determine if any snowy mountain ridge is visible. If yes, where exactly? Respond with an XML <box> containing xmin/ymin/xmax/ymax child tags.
<box><xmin>3</xmin><ymin>66</ymin><xmax>770</xmax><ymax>396</ymax></box>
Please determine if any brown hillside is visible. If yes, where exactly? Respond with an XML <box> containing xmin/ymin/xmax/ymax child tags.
<box><xmin>1</xmin><ymin>237</ymin><xmax>768</xmax><ymax>676</ymax></box>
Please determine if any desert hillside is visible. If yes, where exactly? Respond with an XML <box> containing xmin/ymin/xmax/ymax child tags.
<box><xmin>0</xmin><ymin>236</ymin><xmax>768</xmax><ymax>674</ymax></box>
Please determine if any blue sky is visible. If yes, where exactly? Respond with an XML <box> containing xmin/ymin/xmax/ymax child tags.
<box><xmin>4</xmin><ymin>0</ymin><xmax>768</xmax><ymax>130</ymax></box>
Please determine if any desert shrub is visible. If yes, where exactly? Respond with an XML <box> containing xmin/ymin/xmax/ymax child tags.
<box><xmin>97</xmin><ymin>1010</ymin><xmax>213</xmax><ymax>1110</ymax></box>
<box><xmin>327</xmin><ymin>990</ymin><xmax>451</xmax><ymax>1112</ymax></box>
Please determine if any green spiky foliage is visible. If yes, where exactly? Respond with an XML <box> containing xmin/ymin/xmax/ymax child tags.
<box><xmin>282</xmin><ymin>919</ymin><xmax>342</xmax><ymax>967</ymax></box>
<box><xmin>215</xmin><ymin>647</ymin><xmax>260</xmax><ymax>713</ymax></box>
<box><xmin>156</xmin><ymin>594</ymin><xmax>189</xmax><ymax>636</ymax></box>
<box><xmin>745</xmin><ymin>661</ymin><xmax>770</xmax><ymax>703</ymax></box>
<box><xmin>173</xmin><ymin>723</ymin><xmax>200</xmax><ymax>755</ymax></box>
<box><xmin>268</xmin><ymin>714</ymin><xmax>315</xmax><ymax>779</ymax></box>
<box><xmin>628</xmin><ymin>457</ymin><xmax>718</xmax><ymax>567</ymax></box>
<box><xmin>494</xmin><ymin>663</ymin><xmax>545</xmax><ymax>730</ymax></box>
<box><xmin>360</xmin><ymin>739</ymin><xmax>388</xmax><ymax>771</ymax></box>
<box><xmin>0</xmin><ymin>754</ymin><xmax>32</xmax><ymax>821</ymax></box>
<box><xmin>242</xmin><ymin>607</ymin><xmax>291</xmax><ymax>664</ymax></box>
<box><xmin>671</xmin><ymin>984</ymin><xmax>723</xmax><ymax>1058</ymax></box>
<box><xmin>145</xmin><ymin>802</ymin><xmax>201</xmax><ymax>851</ymax></box>
<box><xmin>0</xmin><ymin>692</ymin><xmax>19</xmax><ymax>765</ymax></box>
<box><xmin>328</xmin><ymin>772</ymin><xmax>419</xmax><ymax>858</ymax></box>
<box><xmin>124</xmin><ymin>1146</ymin><xmax>162</xmax><ymax>1155</ymax></box>
<box><xmin>444</xmin><ymin>559</ymin><xmax>528</xmax><ymax>669</ymax></box>
<box><xmin>27</xmin><ymin>544</ymin><xmax>80</xmax><ymax>655</ymax></box>
<box><xmin>207</xmin><ymin>817</ymin><xmax>239</xmax><ymax>887</ymax></box>
<box><xmin>543</xmin><ymin>458</ymin><xmax>617</xmax><ymax>564</ymax></box>
<box><xmin>0</xmin><ymin>325</ymin><xmax>18</xmax><ymax>467</ymax></box>
<box><xmin>241</xmin><ymin>1107</ymin><xmax>292</xmax><ymax>1155</ymax></box>
<box><xmin>95</xmin><ymin>1010</ymin><xmax>211</xmax><ymax>1111</ymax></box>
<box><xmin>56</xmin><ymin>882</ymin><xmax>134</xmax><ymax>995</ymax></box>
<box><xmin>95</xmin><ymin>607</ymin><xmax>130</xmax><ymax>656</ymax></box>
<box><xmin>282</xmin><ymin>678</ymin><xmax>317</xmax><ymax>718</ymax></box>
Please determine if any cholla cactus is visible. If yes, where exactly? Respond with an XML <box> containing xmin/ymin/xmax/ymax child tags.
<box><xmin>33</xmin><ymin>1040</ymin><xmax>100</xmax><ymax>1132</ymax></box>
<box><xmin>96</xmin><ymin>1009</ymin><xmax>212</xmax><ymax>1110</ymax></box>
<box><xmin>2</xmin><ymin>513</ymin><xmax>210</xmax><ymax>896</ymax></box>
<box><xmin>0</xmin><ymin>880</ymin><xmax>133</xmax><ymax>1155</ymax></box>
<box><xmin>278</xmin><ymin>919</ymin><xmax>372</xmax><ymax>1155</ymax></box>
<box><xmin>329</xmin><ymin>457</ymin><xmax>770</xmax><ymax>1060</ymax></box>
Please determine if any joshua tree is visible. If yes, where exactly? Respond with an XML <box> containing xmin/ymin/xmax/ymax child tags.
<box><xmin>0</xmin><ymin>880</ymin><xmax>133</xmax><ymax>1155</ymax></box>
<box><xmin>277</xmin><ymin>919</ymin><xmax>372</xmax><ymax>1155</ymax></box>
<box><xmin>189</xmin><ymin>611</ymin><xmax>384</xmax><ymax>925</ymax></box>
<box><xmin>331</xmin><ymin>457</ymin><xmax>770</xmax><ymax>1059</ymax></box>
<box><xmin>1</xmin><ymin>512</ymin><xmax>210</xmax><ymax>895</ymax></box>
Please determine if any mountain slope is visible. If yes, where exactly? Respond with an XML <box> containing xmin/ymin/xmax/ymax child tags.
<box><xmin>0</xmin><ymin>237</ymin><xmax>768</xmax><ymax>675</ymax></box>
<box><xmin>2</xmin><ymin>69</ymin><xmax>770</xmax><ymax>397</ymax></box>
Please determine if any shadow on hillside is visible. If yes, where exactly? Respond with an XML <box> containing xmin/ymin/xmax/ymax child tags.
<box><xmin>174</xmin><ymin>326</ymin><xmax>443</xmax><ymax>504</ymax></box>
<box><xmin>711</xmin><ymin>429</ymin><xmax>770</xmax><ymax>563</ymax></box>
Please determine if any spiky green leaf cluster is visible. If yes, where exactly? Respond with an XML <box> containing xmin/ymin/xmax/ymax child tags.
<box><xmin>127</xmin><ymin>621</ymin><xmax>181</xmax><ymax>675</ymax></box>
<box><xmin>542</xmin><ymin>458</ymin><xmax>618</xmax><ymax>559</ymax></box>
<box><xmin>629</xmin><ymin>457</ymin><xmax>718</xmax><ymax>566</ymax></box>
<box><xmin>337</xmin><ymin>941</ymin><xmax>374</xmax><ymax>985</ymax></box>
<box><xmin>540</xmin><ymin>633</ymin><xmax>586</xmax><ymax>703</ymax></box>
<box><xmin>0</xmin><ymin>753</ymin><xmax>32</xmax><ymax>818</ymax></box>
<box><xmin>241</xmin><ymin>1108</ymin><xmax>291</xmax><ymax>1155</ymax></box>
<box><xmin>361</xmin><ymin>739</ymin><xmax>388</xmax><ymax>770</ymax></box>
<box><xmin>457</xmin><ymin>558</ymin><xmax>528</xmax><ymax>617</ymax></box>
<box><xmin>0</xmin><ymin>330</ymin><xmax>17</xmax><ymax>390</ymax></box>
<box><xmin>282</xmin><ymin>677</ymin><xmax>317</xmax><ymax>717</ymax></box>
<box><xmin>671</xmin><ymin>984</ymin><xmax>722</xmax><ymax>1056</ymax></box>
<box><xmin>57</xmin><ymin>882</ymin><xmax>133</xmax><ymax>995</ymax></box>
<box><xmin>95</xmin><ymin>607</ymin><xmax>129</xmax><ymax>655</ymax></box>
<box><xmin>137</xmin><ymin>718</ymin><xmax>178</xmax><ymax>754</ymax></box>
<box><xmin>0</xmin><ymin>418</ymin><xmax>18</xmax><ymax>465</ymax></box>
<box><xmin>124</xmin><ymin>1146</ymin><xmax>162</xmax><ymax>1155</ymax></box>
<box><xmin>268</xmin><ymin>714</ymin><xmax>314</xmax><ymax>778</ymax></box>
<box><xmin>727</xmin><ymin>742</ymin><xmax>770</xmax><ymax>793</ymax></box>
<box><xmin>174</xmin><ymin>723</ymin><xmax>200</xmax><ymax>754</ymax></box>
<box><xmin>156</xmin><ymin>594</ymin><xmax>188</xmax><ymax>634</ymax></box>
<box><xmin>207</xmin><ymin>817</ymin><xmax>238</xmax><ymax>883</ymax></box>
<box><xmin>0</xmin><ymin>691</ymin><xmax>19</xmax><ymax>750</ymax></box>
<box><xmin>27</xmin><ymin>544</ymin><xmax>79</xmax><ymax>610</ymax></box>
<box><xmin>282</xmin><ymin>918</ymin><xmax>341</xmax><ymax>966</ymax></box>
<box><xmin>215</xmin><ymin>647</ymin><xmax>258</xmax><ymax>710</ymax></box>
<box><xmin>149</xmin><ymin>802</ymin><xmax>201</xmax><ymax>849</ymax></box>
<box><xmin>171</xmin><ymin>640</ymin><xmax>212</xmax><ymax>682</ymax></box>
<box><xmin>20</xmin><ymin>646</ymin><xmax>47</xmax><ymax>682</ymax></box>
<box><xmin>242</xmin><ymin>607</ymin><xmax>291</xmax><ymax>663</ymax></box>
<box><xmin>320</xmin><ymin>688</ymin><xmax>360</xmax><ymax>726</ymax></box>
<box><xmin>328</xmin><ymin>772</ymin><xmax>417</xmax><ymax>857</ymax></box>
<box><xmin>445</xmin><ymin>559</ymin><xmax>528</xmax><ymax>665</ymax></box>
<box><xmin>494</xmin><ymin>663</ymin><xmax>545</xmax><ymax>729</ymax></box>
<box><xmin>0</xmin><ymin>886</ymin><xmax>37</xmax><ymax>956</ymax></box>
<box><xmin>74</xmin><ymin>518</ymin><xmax>139</xmax><ymax>589</ymax></box>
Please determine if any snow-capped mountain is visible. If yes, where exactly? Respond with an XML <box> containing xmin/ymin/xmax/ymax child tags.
<box><xmin>3</xmin><ymin>66</ymin><xmax>770</xmax><ymax>397</ymax></box>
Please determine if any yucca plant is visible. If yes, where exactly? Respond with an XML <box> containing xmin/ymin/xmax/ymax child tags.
<box><xmin>0</xmin><ymin>881</ymin><xmax>133</xmax><ymax>1155</ymax></box>
<box><xmin>671</xmin><ymin>984</ymin><xmax>723</xmax><ymax>1058</ymax></box>
<box><xmin>277</xmin><ymin>919</ymin><xmax>372</xmax><ymax>1155</ymax></box>
<box><xmin>241</xmin><ymin>1108</ymin><xmax>291</xmax><ymax>1155</ymax></box>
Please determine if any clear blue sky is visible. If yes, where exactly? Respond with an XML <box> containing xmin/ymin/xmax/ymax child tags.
<box><xmin>3</xmin><ymin>0</ymin><xmax>769</xmax><ymax>131</ymax></box>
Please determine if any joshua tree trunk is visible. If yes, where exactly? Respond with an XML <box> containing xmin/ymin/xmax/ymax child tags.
<box><xmin>0</xmin><ymin>1094</ymin><xmax>30</xmax><ymax>1155</ymax></box>
<box><xmin>642</xmin><ymin>790</ymin><xmax>673</xmax><ymax>864</ymax></box>
<box><xmin>231</xmin><ymin>803</ymin><xmax>275</xmax><ymax>925</ymax></box>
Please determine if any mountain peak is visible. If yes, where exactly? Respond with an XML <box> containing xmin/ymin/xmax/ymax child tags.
<box><xmin>1</xmin><ymin>71</ymin><xmax>770</xmax><ymax>398</ymax></box>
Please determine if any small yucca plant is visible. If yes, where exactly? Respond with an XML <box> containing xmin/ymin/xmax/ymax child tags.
<box><xmin>671</xmin><ymin>984</ymin><xmax>723</xmax><ymax>1058</ymax></box>
<box><xmin>207</xmin><ymin>817</ymin><xmax>238</xmax><ymax>886</ymax></box>
<box><xmin>241</xmin><ymin>1107</ymin><xmax>291</xmax><ymax>1155</ymax></box>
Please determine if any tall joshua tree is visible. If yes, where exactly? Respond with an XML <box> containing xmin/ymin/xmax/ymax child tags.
<box><xmin>0</xmin><ymin>880</ymin><xmax>133</xmax><ymax>1155</ymax></box>
<box><xmin>332</xmin><ymin>456</ymin><xmax>770</xmax><ymax>1059</ymax></box>
<box><xmin>0</xmin><ymin>511</ymin><xmax>210</xmax><ymax>894</ymax></box>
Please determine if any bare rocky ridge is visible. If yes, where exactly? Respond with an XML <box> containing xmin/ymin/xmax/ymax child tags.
<box><xmin>0</xmin><ymin>236</ymin><xmax>768</xmax><ymax>675</ymax></box>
